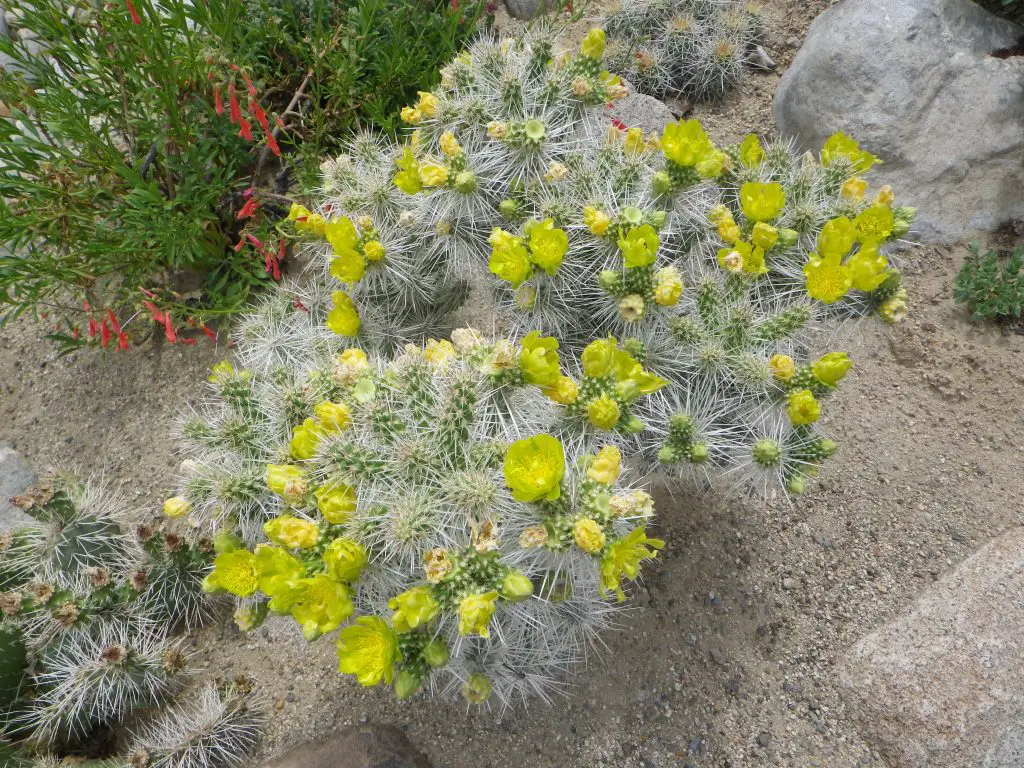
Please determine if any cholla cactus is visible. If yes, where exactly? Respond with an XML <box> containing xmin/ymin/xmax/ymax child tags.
<box><xmin>604</xmin><ymin>0</ymin><xmax>764</xmax><ymax>100</ymax></box>
<box><xmin>0</xmin><ymin>477</ymin><xmax>215</xmax><ymax>751</ymax></box>
<box><xmin>185</xmin><ymin>334</ymin><xmax>664</xmax><ymax>709</ymax></box>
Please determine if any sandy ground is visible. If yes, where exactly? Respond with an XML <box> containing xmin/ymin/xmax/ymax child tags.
<box><xmin>2</xmin><ymin>1</ymin><xmax>1023</xmax><ymax>766</ymax></box>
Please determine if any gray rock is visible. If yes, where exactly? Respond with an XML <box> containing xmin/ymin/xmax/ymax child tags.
<box><xmin>773</xmin><ymin>0</ymin><xmax>1024</xmax><ymax>244</ymax></box>
<box><xmin>260</xmin><ymin>724</ymin><xmax>431</xmax><ymax>768</ymax></box>
<box><xmin>838</xmin><ymin>527</ymin><xmax>1024</xmax><ymax>768</ymax></box>
<box><xmin>0</xmin><ymin>446</ymin><xmax>36</xmax><ymax>534</ymax></box>
<box><xmin>747</xmin><ymin>45</ymin><xmax>776</xmax><ymax>71</ymax></box>
<box><xmin>503</xmin><ymin>0</ymin><xmax>552</xmax><ymax>21</ymax></box>
<box><xmin>606</xmin><ymin>81</ymin><xmax>677</xmax><ymax>137</ymax></box>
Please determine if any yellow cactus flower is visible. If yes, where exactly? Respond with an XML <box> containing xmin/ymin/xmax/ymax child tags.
<box><xmin>519</xmin><ymin>331</ymin><xmax>561</xmax><ymax>386</ymax></box>
<box><xmin>203</xmin><ymin>550</ymin><xmax>259</xmax><ymax>597</ymax></box>
<box><xmin>393</xmin><ymin>147</ymin><xmax>422</xmax><ymax>194</ymax></box>
<box><xmin>623</xmin><ymin>127</ymin><xmax>645</xmax><ymax>156</ymax></box>
<box><xmin>503</xmin><ymin>434</ymin><xmax>565</xmax><ymax>502</ymax></box>
<box><xmin>439</xmin><ymin>131</ymin><xmax>463</xmax><ymax>158</ymax></box>
<box><xmin>875</xmin><ymin>184</ymin><xmax>895</xmax><ymax>206</ymax></box>
<box><xmin>362</xmin><ymin>240</ymin><xmax>385</xmax><ymax>262</ymax></box>
<box><xmin>326</xmin><ymin>291</ymin><xmax>361</xmax><ymax>337</ymax></box>
<box><xmin>661</xmin><ymin>119</ymin><xmax>713</xmax><ymax>167</ymax></box>
<box><xmin>528</xmin><ymin>219</ymin><xmax>569</xmax><ymax>275</ymax></box>
<box><xmin>273</xmin><ymin>575</ymin><xmax>353</xmax><ymax>640</ymax></box>
<box><xmin>739</xmin><ymin>133</ymin><xmax>765</xmax><ymax>166</ymax></box>
<box><xmin>769</xmin><ymin>354</ymin><xmax>795</xmax><ymax>383</ymax></box>
<box><xmin>582</xmin><ymin>337</ymin><xmax>617</xmax><ymax>377</ymax></box>
<box><xmin>207</xmin><ymin>359</ymin><xmax>239</xmax><ymax>385</ymax></box>
<box><xmin>423</xmin><ymin>338</ymin><xmax>456</xmax><ymax>366</ymax></box>
<box><xmin>336</xmin><ymin>616</ymin><xmax>401</xmax><ymax>687</ymax></box>
<box><xmin>787</xmin><ymin>389</ymin><xmax>821</xmax><ymax>425</ymax></box>
<box><xmin>717</xmin><ymin>247</ymin><xmax>744</xmax><ymax>273</ymax></box>
<box><xmin>803</xmin><ymin>252</ymin><xmax>853</xmax><ymax>304</ymax></box>
<box><xmin>581</xmin><ymin>27</ymin><xmax>606</xmax><ymax>58</ymax></box>
<box><xmin>264</xmin><ymin>515</ymin><xmax>320</xmax><ymax>550</ymax></box>
<box><xmin>289</xmin><ymin>418</ymin><xmax>325</xmax><ymax>460</ymax></box>
<box><xmin>853</xmin><ymin>204</ymin><xmax>895</xmax><ymax>244</ymax></box>
<box><xmin>583</xmin><ymin>206</ymin><xmax>612</xmax><ymax>237</ymax></box>
<box><xmin>739</xmin><ymin>182</ymin><xmax>785</xmax><ymax>222</ymax></box>
<box><xmin>416</xmin><ymin>90</ymin><xmax>439</xmax><ymax>117</ymax></box>
<box><xmin>315</xmin><ymin>401</ymin><xmax>352</xmax><ymax>434</ymax></box>
<box><xmin>587</xmin><ymin>393</ymin><xmax>621</xmax><ymax>430</ymax></box>
<box><xmin>617</xmin><ymin>224</ymin><xmax>660</xmax><ymax>268</ymax></box>
<box><xmin>419</xmin><ymin>164</ymin><xmax>449</xmax><ymax>187</ymax></box>
<box><xmin>253</xmin><ymin>545</ymin><xmax>304</xmax><ymax>598</ymax></box>
<box><xmin>841</xmin><ymin>177</ymin><xmax>868</xmax><ymax>201</ymax></box>
<box><xmin>573</xmin><ymin>518</ymin><xmax>607</xmax><ymax>553</ymax></box>
<box><xmin>338</xmin><ymin>347</ymin><xmax>369</xmax><ymax>376</ymax></box>
<box><xmin>627</xmin><ymin>367</ymin><xmax>668</xmax><ymax>395</ymax></box>
<box><xmin>820</xmin><ymin>131</ymin><xmax>879</xmax><ymax>173</ymax></box>
<box><xmin>708</xmin><ymin>204</ymin><xmax>734</xmax><ymax>227</ymax></box>
<box><xmin>847</xmin><ymin>244</ymin><xmax>889</xmax><ymax>291</ymax></box>
<box><xmin>400</xmin><ymin>106</ymin><xmax>422</xmax><ymax>124</ymax></box>
<box><xmin>488</xmin><ymin>228</ymin><xmax>533</xmax><ymax>287</ymax></box>
<box><xmin>751</xmin><ymin>221</ymin><xmax>779</xmax><ymax>250</ymax></box>
<box><xmin>162</xmin><ymin>496</ymin><xmax>189</xmax><ymax>519</ymax></box>
<box><xmin>696</xmin><ymin>150</ymin><xmax>729</xmax><ymax>179</ymax></box>
<box><xmin>541</xmin><ymin>375</ymin><xmax>579</xmax><ymax>405</ymax></box>
<box><xmin>315</xmin><ymin>483</ymin><xmax>357</xmax><ymax>524</ymax></box>
<box><xmin>812</xmin><ymin>352</ymin><xmax>853</xmax><ymax>386</ymax></box>
<box><xmin>817</xmin><ymin>216</ymin><xmax>856</xmax><ymax>259</ymax></box>
<box><xmin>654</xmin><ymin>266</ymin><xmax>684</xmax><ymax>306</ymax></box>
<box><xmin>389</xmin><ymin>586</ymin><xmax>439</xmax><ymax>633</ymax></box>
<box><xmin>323</xmin><ymin>538</ymin><xmax>368</xmax><ymax>583</ymax></box>
<box><xmin>600</xmin><ymin>526</ymin><xmax>664</xmax><ymax>600</ymax></box>
<box><xmin>329</xmin><ymin>251</ymin><xmax>366</xmax><ymax>285</ymax></box>
<box><xmin>718</xmin><ymin>220</ymin><xmax>741</xmax><ymax>244</ymax></box>
<box><xmin>288</xmin><ymin>203</ymin><xmax>312</xmax><ymax>222</ymax></box>
<box><xmin>265</xmin><ymin>464</ymin><xmax>308</xmax><ymax>503</ymax></box>
<box><xmin>325</xmin><ymin>215</ymin><xmax>358</xmax><ymax>251</ymax></box>
<box><xmin>423</xmin><ymin>548</ymin><xmax>454</xmax><ymax>583</ymax></box>
<box><xmin>458</xmin><ymin>591</ymin><xmax>499</xmax><ymax>637</ymax></box>
<box><xmin>587</xmin><ymin>445</ymin><xmax>622</xmax><ymax>485</ymax></box>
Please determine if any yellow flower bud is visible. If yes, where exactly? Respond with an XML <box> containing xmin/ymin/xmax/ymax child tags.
<box><xmin>751</xmin><ymin>221</ymin><xmax>779</xmax><ymax>250</ymax></box>
<box><xmin>458</xmin><ymin>591</ymin><xmax>499</xmax><ymax>637</ymax></box>
<box><xmin>500</xmin><ymin>571</ymin><xmax>534</xmax><ymax>602</ymax></box>
<box><xmin>400</xmin><ymin>106</ymin><xmax>422</xmax><ymax>125</ymax></box>
<box><xmin>587</xmin><ymin>393</ymin><xmax>621</xmax><ymax>430</ymax></box>
<box><xmin>583</xmin><ymin>206</ymin><xmax>612</xmax><ymax>237</ymax></box>
<box><xmin>769</xmin><ymin>354</ymin><xmax>796</xmax><ymax>383</ymax></box>
<box><xmin>812</xmin><ymin>351</ymin><xmax>853</xmax><ymax>386</ymax></box>
<box><xmin>573</xmin><ymin>518</ymin><xmax>607</xmax><ymax>553</ymax></box>
<box><xmin>362</xmin><ymin>240</ymin><xmax>385</xmax><ymax>262</ymax></box>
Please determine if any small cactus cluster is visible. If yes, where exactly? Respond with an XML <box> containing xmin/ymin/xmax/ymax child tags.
<box><xmin>179</xmin><ymin>333</ymin><xmax>666</xmax><ymax>708</ymax></box>
<box><xmin>0</xmin><ymin>477</ymin><xmax>262</xmax><ymax>767</ymax></box>
<box><xmin>603</xmin><ymin>0</ymin><xmax>764</xmax><ymax>100</ymax></box>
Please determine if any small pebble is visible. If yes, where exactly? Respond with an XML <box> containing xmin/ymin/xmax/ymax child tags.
<box><xmin>782</xmin><ymin>577</ymin><xmax>796</xmax><ymax>590</ymax></box>
<box><xmin>757</xmin><ymin>732</ymin><xmax>771</xmax><ymax>748</ymax></box>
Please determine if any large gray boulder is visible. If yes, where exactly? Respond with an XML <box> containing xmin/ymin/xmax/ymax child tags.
<box><xmin>838</xmin><ymin>527</ymin><xmax>1024</xmax><ymax>767</ymax></box>
<box><xmin>260</xmin><ymin>724</ymin><xmax>431</xmax><ymax>768</ymax></box>
<box><xmin>774</xmin><ymin>0</ymin><xmax>1024</xmax><ymax>244</ymax></box>
<box><xmin>0</xmin><ymin>446</ymin><xmax>36</xmax><ymax>534</ymax></box>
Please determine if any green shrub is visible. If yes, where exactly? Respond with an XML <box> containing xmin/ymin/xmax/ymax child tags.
<box><xmin>954</xmin><ymin>243</ymin><xmax>1024</xmax><ymax>323</ymax></box>
<box><xmin>0</xmin><ymin>0</ymin><xmax>484</xmax><ymax>353</ymax></box>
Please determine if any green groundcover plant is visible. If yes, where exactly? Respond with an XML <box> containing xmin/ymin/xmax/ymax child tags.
<box><xmin>954</xmin><ymin>242</ymin><xmax>1024</xmax><ymax>324</ymax></box>
<box><xmin>0</xmin><ymin>0</ymin><xmax>484</xmax><ymax>353</ymax></box>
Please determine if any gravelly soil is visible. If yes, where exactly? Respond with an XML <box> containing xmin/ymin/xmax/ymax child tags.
<box><xmin>2</xmin><ymin>1</ymin><xmax>1023</xmax><ymax>766</ymax></box>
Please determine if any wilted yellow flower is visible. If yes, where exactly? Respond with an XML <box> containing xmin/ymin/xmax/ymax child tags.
<box><xmin>419</xmin><ymin>164</ymin><xmax>449</xmax><ymax>187</ymax></box>
<box><xmin>573</xmin><ymin>518</ymin><xmax>606</xmax><ymax>553</ymax></box>
<box><xmin>439</xmin><ymin>131</ymin><xmax>463</xmax><ymax>157</ymax></box>
<box><xmin>571</xmin><ymin>76</ymin><xmax>592</xmax><ymax>96</ymax></box>
<box><xmin>708</xmin><ymin>204</ymin><xmax>733</xmax><ymax>227</ymax></box>
<box><xmin>488</xmin><ymin>228</ymin><xmax>533</xmax><ymax>287</ymax></box>
<box><xmin>695</xmin><ymin>150</ymin><xmax>728</xmax><ymax>179</ymax></box>
<box><xmin>315</xmin><ymin>483</ymin><xmax>357</xmax><ymax>524</ymax></box>
<box><xmin>334</xmin><ymin>348</ymin><xmax>370</xmax><ymax>385</ymax></box>
<box><xmin>654</xmin><ymin>266</ymin><xmax>683</xmax><ymax>306</ymax></box>
<box><xmin>875</xmin><ymin>184</ymin><xmax>895</xmax><ymax>205</ymax></box>
<box><xmin>812</xmin><ymin>352</ymin><xmax>852</xmax><ymax>386</ymax></box>
<box><xmin>543</xmin><ymin>162</ymin><xmax>568</xmax><ymax>182</ymax></box>
<box><xmin>587</xmin><ymin>393</ymin><xmax>621</xmax><ymax>430</ymax></box>
<box><xmin>458</xmin><ymin>591</ymin><xmax>499</xmax><ymax>637</ymax></box>
<box><xmin>265</xmin><ymin>464</ymin><xmax>308</xmax><ymax>503</ymax></box>
<box><xmin>818</xmin><ymin>216</ymin><xmax>855</xmax><ymax>259</ymax></box>
<box><xmin>661</xmin><ymin>119</ymin><xmax>713</xmax><ymax>167</ymax></box>
<box><xmin>389</xmin><ymin>586</ymin><xmax>440</xmax><ymax>633</ymax></box>
<box><xmin>617</xmin><ymin>224</ymin><xmax>660</xmax><ymax>268</ymax></box>
<box><xmin>854</xmin><ymin>205</ymin><xmax>895</xmax><ymax>244</ymax></box>
<box><xmin>486</xmin><ymin>120</ymin><xmax>507</xmax><ymax>140</ymax></box>
<box><xmin>606</xmin><ymin>82</ymin><xmax>628</xmax><ymax>100</ymax></box>
<box><xmin>739</xmin><ymin>133</ymin><xmax>765</xmax><ymax>166</ymax></box>
<box><xmin>503</xmin><ymin>434</ymin><xmax>565</xmax><ymax>502</ymax></box>
<box><xmin>581</xmin><ymin>27</ymin><xmax>606</xmax><ymax>58</ymax></box>
<box><xmin>315</xmin><ymin>401</ymin><xmax>352</xmax><ymax>433</ymax></box>
<box><xmin>740</xmin><ymin>182</ymin><xmax>785</xmax><ymax>222</ymax></box>
<box><xmin>803</xmin><ymin>252</ymin><xmax>852</xmax><ymax>304</ymax></box>
<box><xmin>841</xmin><ymin>177</ymin><xmax>868</xmax><ymax>201</ymax></box>
<box><xmin>786</xmin><ymin>389</ymin><xmax>821</xmax><ymax>425</ymax></box>
<box><xmin>751</xmin><ymin>222</ymin><xmax>779</xmax><ymax>250</ymax></box>
<box><xmin>400</xmin><ymin>106</ymin><xmax>422</xmax><ymax>125</ymax></box>
<box><xmin>362</xmin><ymin>240</ymin><xmax>385</xmax><ymax>262</ymax></box>
<box><xmin>600</xmin><ymin>526</ymin><xmax>664</xmax><ymax>600</ymax></box>
<box><xmin>587</xmin><ymin>445</ymin><xmax>622</xmax><ymax>485</ymax></box>
<box><xmin>769</xmin><ymin>354</ymin><xmax>795</xmax><ymax>382</ymax></box>
<box><xmin>879</xmin><ymin>294</ymin><xmax>908</xmax><ymax>324</ymax></box>
<box><xmin>204</xmin><ymin>550</ymin><xmax>259</xmax><ymax>597</ymax></box>
<box><xmin>519</xmin><ymin>331</ymin><xmax>561</xmax><ymax>386</ymax></box>
<box><xmin>264</xmin><ymin>515</ymin><xmax>319</xmax><ymax>550</ymax></box>
<box><xmin>336</xmin><ymin>616</ymin><xmax>401</xmax><ymax>686</ymax></box>
<box><xmin>163</xmin><ymin>496</ymin><xmax>189</xmax><ymax>519</ymax></box>
<box><xmin>289</xmin><ymin>418</ymin><xmax>325</xmax><ymax>460</ymax></box>
<box><xmin>618</xmin><ymin>294</ymin><xmax>645</xmax><ymax>322</ymax></box>
<box><xmin>821</xmin><ymin>131</ymin><xmax>879</xmax><ymax>172</ymax></box>
<box><xmin>424</xmin><ymin>548</ymin><xmax>454</xmax><ymax>583</ymax></box>
<box><xmin>541</xmin><ymin>375</ymin><xmax>579</xmax><ymax>405</ymax></box>
<box><xmin>233</xmin><ymin>605</ymin><xmax>261</xmax><ymax>632</ymax></box>
<box><xmin>519</xmin><ymin>525</ymin><xmax>549</xmax><ymax>548</ymax></box>
<box><xmin>528</xmin><ymin>219</ymin><xmax>569</xmax><ymax>274</ymax></box>
<box><xmin>483</xmin><ymin>340</ymin><xmax>517</xmax><ymax>375</ymax></box>
<box><xmin>451</xmin><ymin>327</ymin><xmax>482</xmax><ymax>351</ymax></box>
<box><xmin>323</xmin><ymin>538</ymin><xmax>367</xmax><ymax>583</ymax></box>
<box><xmin>583</xmin><ymin>206</ymin><xmax>612</xmax><ymax>237</ymax></box>
<box><xmin>326</xmin><ymin>291</ymin><xmax>361</xmax><ymax>336</ymax></box>
<box><xmin>608</xmin><ymin>490</ymin><xmax>655</xmax><ymax>519</ymax></box>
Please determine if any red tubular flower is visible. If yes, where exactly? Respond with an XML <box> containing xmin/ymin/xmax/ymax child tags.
<box><xmin>611</xmin><ymin>118</ymin><xmax>627</xmax><ymax>131</ymax></box>
<box><xmin>238</xmin><ymin>116</ymin><xmax>253</xmax><ymax>141</ymax></box>
<box><xmin>163</xmin><ymin>313</ymin><xmax>178</xmax><ymax>344</ymax></box>
<box><xmin>241</xmin><ymin>71</ymin><xmax>258</xmax><ymax>98</ymax></box>
<box><xmin>100</xmin><ymin>319</ymin><xmax>111</xmax><ymax>348</ymax></box>
<box><xmin>72</xmin><ymin>327</ymin><xmax>80</xmax><ymax>340</ymax></box>
<box><xmin>245</xmin><ymin>233</ymin><xmax>264</xmax><ymax>249</ymax></box>
<box><xmin>142</xmin><ymin>300</ymin><xmax>166</xmax><ymax>325</ymax></box>
<box><xmin>214</xmin><ymin>86</ymin><xmax>223</xmax><ymax>115</ymax></box>
<box><xmin>116</xmin><ymin>332</ymin><xmax>129</xmax><ymax>351</ymax></box>
<box><xmin>249</xmin><ymin>100</ymin><xmax>281</xmax><ymax>157</ymax></box>
<box><xmin>181</xmin><ymin>338</ymin><xmax>197</xmax><ymax>346</ymax></box>
<box><xmin>200</xmin><ymin>325</ymin><xmax>217</xmax><ymax>342</ymax></box>
<box><xmin>228</xmin><ymin>82</ymin><xmax>241</xmax><ymax>125</ymax></box>
<box><xmin>236</xmin><ymin>197</ymin><xmax>259</xmax><ymax>220</ymax></box>
<box><xmin>273</xmin><ymin>114</ymin><xmax>286</xmax><ymax>131</ymax></box>
<box><xmin>125</xmin><ymin>0</ymin><xmax>141</xmax><ymax>24</ymax></box>
<box><xmin>88</xmin><ymin>316</ymin><xmax>100</xmax><ymax>339</ymax></box>
<box><xmin>106</xmin><ymin>309</ymin><xmax>123</xmax><ymax>335</ymax></box>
